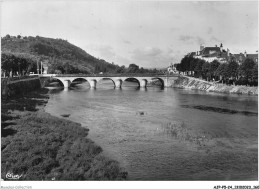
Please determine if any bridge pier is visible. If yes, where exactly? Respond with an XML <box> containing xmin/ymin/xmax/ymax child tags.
<box><xmin>89</xmin><ymin>79</ymin><xmax>97</xmax><ymax>89</ymax></box>
<box><xmin>115</xmin><ymin>79</ymin><xmax>122</xmax><ymax>89</ymax></box>
<box><xmin>63</xmin><ymin>80</ymin><xmax>71</xmax><ymax>88</ymax></box>
<box><xmin>140</xmin><ymin>79</ymin><xmax>147</xmax><ymax>88</ymax></box>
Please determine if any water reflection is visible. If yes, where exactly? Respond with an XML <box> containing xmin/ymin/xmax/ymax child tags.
<box><xmin>139</xmin><ymin>88</ymin><xmax>147</xmax><ymax>92</ymax></box>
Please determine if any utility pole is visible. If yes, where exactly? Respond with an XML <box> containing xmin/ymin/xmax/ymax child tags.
<box><xmin>41</xmin><ymin>61</ymin><xmax>43</xmax><ymax>74</ymax></box>
<box><xmin>37</xmin><ymin>59</ymin><xmax>39</xmax><ymax>74</ymax></box>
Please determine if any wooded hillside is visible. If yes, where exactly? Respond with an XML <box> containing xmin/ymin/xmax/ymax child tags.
<box><xmin>1</xmin><ymin>35</ymin><xmax>122</xmax><ymax>75</ymax></box>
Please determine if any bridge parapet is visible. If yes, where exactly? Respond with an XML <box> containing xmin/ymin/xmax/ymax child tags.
<box><xmin>40</xmin><ymin>73</ymin><xmax>179</xmax><ymax>78</ymax></box>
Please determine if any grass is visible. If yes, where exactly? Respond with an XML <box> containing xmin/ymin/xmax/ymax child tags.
<box><xmin>1</xmin><ymin>88</ymin><xmax>127</xmax><ymax>180</ymax></box>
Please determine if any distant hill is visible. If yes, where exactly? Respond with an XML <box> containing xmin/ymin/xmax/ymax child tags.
<box><xmin>1</xmin><ymin>35</ymin><xmax>120</xmax><ymax>74</ymax></box>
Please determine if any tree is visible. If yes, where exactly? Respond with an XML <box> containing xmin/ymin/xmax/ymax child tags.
<box><xmin>202</xmin><ymin>62</ymin><xmax>210</xmax><ymax>80</ymax></box>
<box><xmin>18</xmin><ymin>57</ymin><xmax>29</xmax><ymax>76</ymax></box>
<box><xmin>209</xmin><ymin>60</ymin><xmax>220</xmax><ymax>80</ymax></box>
<box><xmin>189</xmin><ymin>58</ymin><xmax>199</xmax><ymax>74</ymax></box>
<box><xmin>252</xmin><ymin>63</ymin><xmax>258</xmax><ymax>81</ymax></box>
<box><xmin>55</xmin><ymin>70</ymin><xmax>62</xmax><ymax>74</ymax></box>
<box><xmin>226</xmin><ymin>60</ymin><xmax>239</xmax><ymax>80</ymax></box>
<box><xmin>175</xmin><ymin>64</ymin><xmax>181</xmax><ymax>73</ymax></box>
<box><xmin>1</xmin><ymin>52</ymin><xmax>38</xmax><ymax>76</ymax></box>
<box><xmin>26</xmin><ymin>58</ymin><xmax>37</xmax><ymax>74</ymax></box>
<box><xmin>239</xmin><ymin>58</ymin><xmax>255</xmax><ymax>81</ymax></box>
<box><xmin>179</xmin><ymin>56</ymin><xmax>192</xmax><ymax>74</ymax></box>
<box><xmin>1</xmin><ymin>53</ymin><xmax>15</xmax><ymax>75</ymax></box>
<box><xmin>139</xmin><ymin>67</ymin><xmax>145</xmax><ymax>73</ymax></box>
<box><xmin>216</xmin><ymin>64</ymin><xmax>228</xmax><ymax>82</ymax></box>
<box><xmin>127</xmin><ymin>64</ymin><xmax>139</xmax><ymax>73</ymax></box>
<box><xmin>63</xmin><ymin>62</ymin><xmax>70</xmax><ymax>74</ymax></box>
<box><xmin>94</xmin><ymin>64</ymin><xmax>101</xmax><ymax>73</ymax></box>
<box><xmin>115</xmin><ymin>65</ymin><xmax>125</xmax><ymax>73</ymax></box>
<box><xmin>194</xmin><ymin>59</ymin><xmax>205</xmax><ymax>78</ymax></box>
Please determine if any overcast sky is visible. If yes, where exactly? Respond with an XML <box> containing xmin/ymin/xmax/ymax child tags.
<box><xmin>1</xmin><ymin>0</ymin><xmax>258</xmax><ymax>68</ymax></box>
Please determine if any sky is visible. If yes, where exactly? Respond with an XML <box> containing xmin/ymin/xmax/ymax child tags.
<box><xmin>0</xmin><ymin>0</ymin><xmax>259</xmax><ymax>68</ymax></box>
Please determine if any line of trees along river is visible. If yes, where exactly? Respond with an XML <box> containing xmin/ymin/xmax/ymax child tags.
<box><xmin>1</xmin><ymin>52</ymin><xmax>163</xmax><ymax>77</ymax></box>
<box><xmin>175</xmin><ymin>56</ymin><xmax>258</xmax><ymax>86</ymax></box>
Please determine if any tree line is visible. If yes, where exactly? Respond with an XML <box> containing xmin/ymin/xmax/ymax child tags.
<box><xmin>175</xmin><ymin>56</ymin><xmax>258</xmax><ymax>86</ymax></box>
<box><xmin>1</xmin><ymin>52</ymin><xmax>38</xmax><ymax>77</ymax></box>
<box><xmin>108</xmin><ymin>63</ymin><xmax>162</xmax><ymax>74</ymax></box>
<box><xmin>1</xmin><ymin>52</ymin><xmax>163</xmax><ymax>77</ymax></box>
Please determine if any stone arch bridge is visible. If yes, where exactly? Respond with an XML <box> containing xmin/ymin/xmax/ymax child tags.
<box><xmin>40</xmin><ymin>74</ymin><xmax>179</xmax><ymax>89</ymax></box>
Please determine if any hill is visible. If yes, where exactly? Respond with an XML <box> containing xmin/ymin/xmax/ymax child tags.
<box><xmin>1</xmin><ymin>35</ymin><xmax>121</xmax><ymax>75</ymax></box>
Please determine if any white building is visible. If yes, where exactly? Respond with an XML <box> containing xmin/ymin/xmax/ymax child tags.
<box><xmin>191</xmin><ymin>43</ymin><xmax>230</xmax><ymax>63</ymax></box>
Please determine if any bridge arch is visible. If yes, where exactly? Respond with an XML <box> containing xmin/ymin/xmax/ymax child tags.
<box><xmin>151</xmin><ymin>77</ymin><xmax>164</xmax><ymax>88</ymax></box>
<box><xmin>51</xmin><ymin>77</ymin><xmax>68</xmax><ymax>88</ymax></box>
<box><xmin>124</xmin><ymin>77</ymin><xmax>140</xmax><ymax>87</ymax></box>
<box><xmin>71</xmin><ymin>78</ymin><xmax>90</xmax><ymax>87</ymax></box>
<box><xmin>97</xmin><ymin>78</ymin><xmax>116</xmax><ymax>88</ymax></box>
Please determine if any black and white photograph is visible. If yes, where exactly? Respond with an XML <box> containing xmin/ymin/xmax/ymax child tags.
<box><xmin>1</xmin><ymin>0</ymin><xmax>259</xmax><ymax>189</ymax></box>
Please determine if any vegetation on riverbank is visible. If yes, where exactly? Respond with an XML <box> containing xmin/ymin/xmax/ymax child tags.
<box><xmin>1</xmin><ymin>88</ymin><xmax>127</xmax><ymax>180</ymax></box>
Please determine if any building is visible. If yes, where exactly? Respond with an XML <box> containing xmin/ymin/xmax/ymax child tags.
<box><xmin>167</xmin><ymin>63</ymin><xmax>178</xmax><ymax>74</ymax></box>
<box><xmin>191</xmin><ymin>43</ymin><xmax>230</xmax><ymax>63</ymax></box>
<box><xmin>189</xmin><ymin>43</ymin><xmax>258</xmax><ymax>65</ymax></box>
<box><xmin>41</xmin><ymin>60</ymin><xmax>49</xmax><ymax>74</ymax></box>
<box><xmin>232</xmin><ymin>51</ymin><xmax>258</xmax><ymax>65</ymax></box>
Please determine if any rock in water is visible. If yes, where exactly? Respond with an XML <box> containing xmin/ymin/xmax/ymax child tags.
<box><xmin>137</xmin><ymin>111</ymin><xmax>144</xmax><ymax>115</ymax></box>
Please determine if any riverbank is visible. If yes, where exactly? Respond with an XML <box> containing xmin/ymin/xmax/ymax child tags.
<box><xmin>1</xmin><ymin>77</ymin><xmax>41</xmax><ymax>97</ymax></box>
<box><xmin>1</xmin><ymin>88</ymin><xmax>127</xmax><ymax>180</ymax></box>
<box><xmin>172</xmin><ymin>76</ymin><xmax>258</xmax><ymax>95</ymax></box>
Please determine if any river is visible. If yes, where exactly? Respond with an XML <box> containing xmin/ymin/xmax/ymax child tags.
<box><xmin>44</xmin><ymin>80</ymin><xmax>258</xmax><ymax>180</ymax></box>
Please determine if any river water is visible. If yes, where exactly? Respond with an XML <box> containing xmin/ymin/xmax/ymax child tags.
<box><xmin>44</xmin><ymin>80</ymin><xmax>258</xmax><ymax>180</ymax></box>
